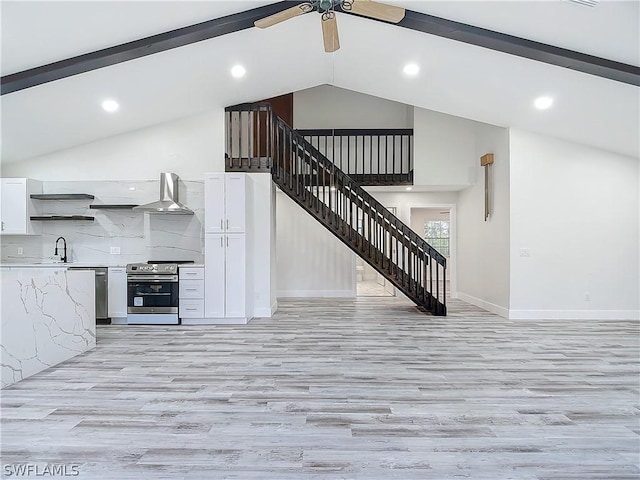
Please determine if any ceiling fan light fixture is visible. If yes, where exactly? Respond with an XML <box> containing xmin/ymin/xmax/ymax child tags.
<box><xmin>403</xmin><ymin>63</ymin><xmax>420</xmax><ymax>76</ymax></box>
<box><xmin>319</xmin><ymin>0</ymin><xmax>333</xmax><ymax>11</ymax></box>
<box><xmin>254</xmin><ymin>0</ymin><xmax>405</xmax><ymax>53</ymax></box>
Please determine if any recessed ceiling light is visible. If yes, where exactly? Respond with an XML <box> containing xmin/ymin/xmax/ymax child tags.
<box><xmin>101</xmin><ymin>99</ymin><xmax>119</xmax><ymax>113</ymax></box>
<box><xmin>406</xmin><ymin>186</ymin><xmax>413</xmax><ymax>191</ymax></box>
<box><xmin>403</xmin><ymin>63</ymin><xmax>419</xmax><ymax>76</ymax></box>
<box><xmin>534</xmin><ymin>96</ymin><xmax>554</xmax><ymax>110</ymax></box>
<box><xmin>231</xmin><ymin>65</ymin><xmax>246</xmax><ymax>78</ymax></box>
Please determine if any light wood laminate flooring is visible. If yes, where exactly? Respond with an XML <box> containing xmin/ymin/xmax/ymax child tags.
<box><xmin>1</xmin><ymin>297</ymin><xmax>638</xmax><ymax>479</ymax></box>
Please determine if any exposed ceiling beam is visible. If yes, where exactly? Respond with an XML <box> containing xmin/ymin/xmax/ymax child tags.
<box><xmin>2</xmin><ymin>1</ymin><xmax>638</xmax><ymax>95</ymax></box>
<box><xmin>1</xmin><ymin>2</ymin><xmax>291</xmax><ymax>95</ymax></box>
<box><xmin>381</xmin><ymin>8</ymin><xmax>640</xmax><ymax>87</ymax></box>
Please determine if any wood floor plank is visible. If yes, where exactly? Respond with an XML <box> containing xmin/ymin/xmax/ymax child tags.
<box><xmin>1</xmin><ymin>297</ymin><xmax>638</xmax><ymax>479</ymax></box>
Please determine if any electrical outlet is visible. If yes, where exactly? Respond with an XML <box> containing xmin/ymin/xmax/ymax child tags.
<box><xmin>17</xmin><ymin>246</ymin><xmax>24</xmax><ymax>255</ymax></box>
<box><xmin>519</xmin><ymin>248</ymin><xmax>530</xmax><ymax>257</ymax></box>
<box><xmin>110</xmin><ymin>247</ymin><xmax>121</xmax><ymax>255</ymax></box>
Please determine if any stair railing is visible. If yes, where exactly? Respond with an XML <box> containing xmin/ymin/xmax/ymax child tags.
<box><xmin>225</xmin><ymin>102</ymin><xmax>273</xmax><ymax>171</ymax></box>
<box><xmin>272</xmin><ymin>116</ymin><xmax>447</xmax><ymax>315</ymax></box>
<box><xmin>298</xmin><ymin>128</ymin><xmax>413</xmax><ymax>185</ymax></box>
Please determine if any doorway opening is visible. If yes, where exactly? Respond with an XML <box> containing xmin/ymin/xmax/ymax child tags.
<box><xmin>410</xmin><ymin>207</ymin><xmax>453</xmax><ymax>298</ymax></box>
<box><xmin>356</xmin><ymin>206</ymin><xmax>397</xmax><ymax>297</ymax></box>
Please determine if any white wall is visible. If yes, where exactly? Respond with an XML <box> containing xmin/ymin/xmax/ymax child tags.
<box><xmin>276</xmin><ymin>190</ymin><xmax>355</xmax><ymax>297</ymax></box>
<box><xmin>293</xmin><ymin>85</ymin><xmax>413</xmax><ymax>129</ymax></box>
<box><xmin>249</xmin><ymin>173</ymin><xmax>277</xmax><ymax>316</ymax></box>
<box><xmin>413</xmin><ymin>108</ymin><xmax>478</xmax><ymax>188</ymax></box>
<box><xmin>456</xmin><ymin>123</ymin><xmax>511</xmax><ymax>317</ymax></box>
<box><xmin>410</xmin><ymin>208</ymin><xmax>450</xmax><ymax>234</ymax></box>
<box><xmin>0</xmin><ymin>110</ymin><xmax>225</xmax><ymax>180</ymax></box>
<box><xmin>369</xmin><ymin>190</ymin><xmax>458</xmax><ymax>296</ymax></box>
<box><xmin>509</xmin><ymin>130</ymin><xmax>639</xmax><ymax>320</ymax></box>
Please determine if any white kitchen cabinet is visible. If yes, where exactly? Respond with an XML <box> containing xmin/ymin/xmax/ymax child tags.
<box><xmin>204</xmin><ymin>235</ymin><xmax>225</xmax><ymax>318</ymax></box>
<box><xmin>0</xmin><ymin>178</ymin><xmax>42</xmax><ymax>235</ymax></box>
<box><xmin>202</xmin><ymin>172</ymin><xmax>252</xmax><ymax>324</ymax></box>
<box><xmin>204</xmin><ymin>173</ymin><xmax>247</xmax><ymax>234</ymax></box>
<box><xmin>204</xmin><ymin>234</ymin><xmax>250</xmax><ymax>322</ymax></box>
<box><xmin>179</xmin><ymin>266</ymin><xmax>205</xmax><ymax>320</ymax></box>
<box><xmin>107</xmin><ymin>267</ymin><xmax>127</xmax><ymax>322</ymax></box>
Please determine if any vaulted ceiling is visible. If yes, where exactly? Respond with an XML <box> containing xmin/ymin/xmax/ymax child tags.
<box><xmin>1</xmin><ymin>1</ymin><xmax>638</xmax><ymax>164</ymax></box>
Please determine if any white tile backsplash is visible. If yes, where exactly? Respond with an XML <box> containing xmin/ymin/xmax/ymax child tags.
<box><xmin>1</xmin><ymin>179</ymin><xmax>204</xmax><ymax>265</ymax></box>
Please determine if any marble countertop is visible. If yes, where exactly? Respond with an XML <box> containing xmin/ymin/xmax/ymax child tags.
<box><xmin>0</xmin><ymin>263</ymin><xmax>126</xmax><ymax>268</ymax></box>
<box><xmin>1</xmin><ymin>263</ymin><xmax>203</xmax><ymax>268</ymax></box>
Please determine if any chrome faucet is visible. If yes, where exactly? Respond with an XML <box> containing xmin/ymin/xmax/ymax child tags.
<box><xmin>54</xmin><ymin>237</ymin><xmax>67</xmax><ymax>263</ymax></box>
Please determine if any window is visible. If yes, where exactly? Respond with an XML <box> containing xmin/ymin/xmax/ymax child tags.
<box><xmin>424</xmin><ymin>220</ymin><xmax>449</xmax><ymax>256</ymax></box>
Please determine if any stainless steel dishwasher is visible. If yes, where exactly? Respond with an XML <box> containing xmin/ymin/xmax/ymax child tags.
<box><xmin>68</xmin><ymin>267</ymin><xmax>109</xmax><ymax>323</ymax></box>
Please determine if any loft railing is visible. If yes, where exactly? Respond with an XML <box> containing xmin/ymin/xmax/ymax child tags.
<box><xmin>297</xmin><ymin>128</ymin><xmax>413</xmax><ymax>185</ymax></box>
<box><xmin>225</xmin><ymin>104</ymin><xmax>413</xmax><ymax>185</ymax></box>
<box><xmin>225</xmin><ymin>103</ymin><xmax>273</xmax><ymax>171</ymax></box>
<box><xmin>225</xmin><ymin>102</ymin><xmax>446</xmax><ymax>315</ymax></box>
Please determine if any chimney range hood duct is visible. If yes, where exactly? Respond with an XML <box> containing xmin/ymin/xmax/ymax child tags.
<box><xmin>133</xmin><ymin>172</ymin><xmax>194</xmax><ymax>215</ymax></box>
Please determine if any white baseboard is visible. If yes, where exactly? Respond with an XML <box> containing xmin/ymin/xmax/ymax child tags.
<box><xmin>110</xmin><ymin>317</ymin><xmax>127</xmax><ymax>325</ymax></box>
<box><xmin>181</xmin><ymin>317</ymin><xmax>250</xmax><ymax>325</ymax></box>
<box><xmin>509</xmin><ymin>309</ymin><xmax>640</xmax><ymax>321</ymax></box>
<box><xmin>254</xmin><ymin>301</ymin><xmax>277</xmax><ymax>318</ymax></box>
<box><xmin>456</xmin><ymin>292</ymin><xmax>509</xmax><ymax>319</ymax></box>
<box><xmin>277</xmin><ymin>290</ymin><xmax>355</xmax><ymax>298</ymax></box>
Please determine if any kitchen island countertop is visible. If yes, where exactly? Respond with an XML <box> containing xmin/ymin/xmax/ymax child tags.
<box><xmin>0</xmin><ymin>263</ymin><xmax>126</xmax><ymax>268</ymax></box>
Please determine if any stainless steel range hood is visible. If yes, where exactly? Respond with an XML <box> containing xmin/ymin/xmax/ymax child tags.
<box><xmin>133</xmin><ymin>172</ymin><xmax>194</xmax><ymax>215</ymax></box>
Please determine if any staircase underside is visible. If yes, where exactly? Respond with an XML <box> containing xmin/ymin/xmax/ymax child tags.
<box><xmin>274</xmin><ymin>168</ymin><xmax>446</xmax><ymax>316</ymax></box>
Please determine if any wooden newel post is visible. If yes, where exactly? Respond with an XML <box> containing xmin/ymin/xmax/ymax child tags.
<box><xmin>480</xmin><ymin>153</ymin><xmax>494</xmax><ymax>221</ymax></box>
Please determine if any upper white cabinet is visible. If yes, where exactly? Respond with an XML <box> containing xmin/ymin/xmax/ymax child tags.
<box><xmin>205</xmin><ymin>173</ymin><xmax>247</xmax><ymax>233</ymax></box>
<box><xmin>0</xmin><ymin>178</ymin><xmax>42</xmax><ymax>235</ymax></box>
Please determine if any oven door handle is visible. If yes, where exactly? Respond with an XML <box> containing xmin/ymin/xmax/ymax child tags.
<box><xmin>127</xmin><ymin>275</ymin><xmax>179</xmax><ymax>282</ymax></box>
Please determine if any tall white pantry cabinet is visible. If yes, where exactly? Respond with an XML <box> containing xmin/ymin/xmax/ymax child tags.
<box><xmin>200</xmin><ymin>173</ymin><xmax>252</xmax><ymax>324</ymax></box>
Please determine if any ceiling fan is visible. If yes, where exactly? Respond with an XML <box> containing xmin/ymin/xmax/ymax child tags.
<box><xmin>254</xmin><ymin>0</ymin><xmax>406</xmax><ymax>53</ymax></box>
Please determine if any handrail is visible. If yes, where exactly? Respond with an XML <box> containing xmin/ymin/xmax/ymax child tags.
<box><xmin>273</xmin><ymin>116</ymin><xmax>446</xmax><ymax>314</ymax></box>
<box><xmin>297</xmin><ymin>128</ymin><xmax>413</xmax><ymax>136</ymax></box>
<box><xmin>285</xmin><ymin>121</ymin><xmax>445</xmax><ymax>265</ymax></box>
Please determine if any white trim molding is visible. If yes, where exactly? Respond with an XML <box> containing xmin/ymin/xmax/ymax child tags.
<box><xmin>277</xmin><ymin>290</ymin><xmax>355</xmax><ymax>298</ymax></box>
<box><xmin>509</xmin><ymin>310</ymin><xmax>640</xmax><ymax>321</ymax></box>
<box><xmin>456</xmin><ymin>292</ymin><xmax>509</xmax><ymax>318</ymax></box>
<box><xmin>253</xmin><ymin>301</ymin><xmax>278</xmax><ymax>318</ymax></box>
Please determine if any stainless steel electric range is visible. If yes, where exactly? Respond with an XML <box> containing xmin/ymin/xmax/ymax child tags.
<box><xmin>126</xmin><ymin>262</ymin><xmax>181</xmax><ymax>324</ymax></box>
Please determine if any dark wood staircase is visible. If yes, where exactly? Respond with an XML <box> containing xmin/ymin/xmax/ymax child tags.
<box><xmin>226</xmin><ymin>103</ymin><xmax>447</xmax><ymax>316</ymax></box>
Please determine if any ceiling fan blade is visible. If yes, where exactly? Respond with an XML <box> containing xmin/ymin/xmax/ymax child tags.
<box><xmin>321</xmin><ymin>12</ymin><xmax>340</xmax><ymax>53</ymax></box>
<box><xmin>347</xmin><ymin>0</ymin><xmax>405</xmax><ymax>23</ymax></box>
<box><xmin>254</xmin><ymin>3</ymin><xmax>313</xmax><ymax>29</ymax></box>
